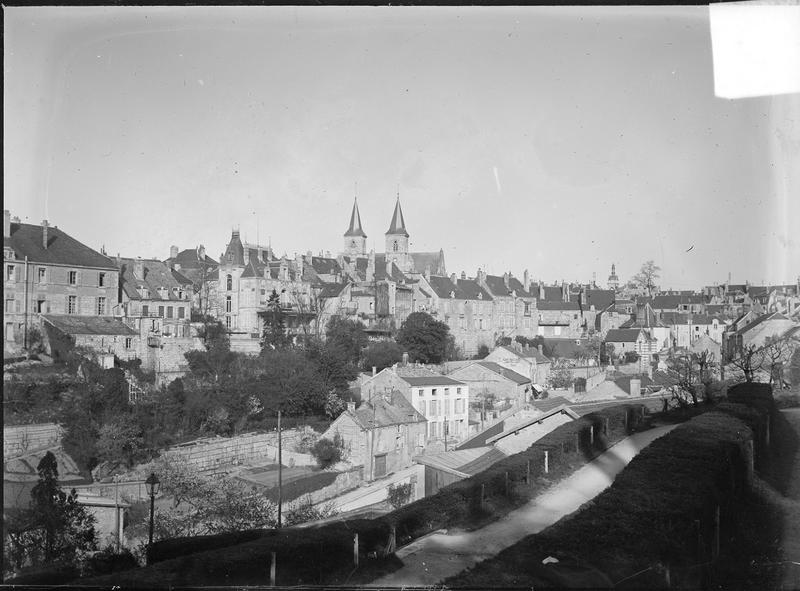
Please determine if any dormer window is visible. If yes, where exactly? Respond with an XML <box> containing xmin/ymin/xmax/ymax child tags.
<box><xmin>478</xmin><ymin>292</ymin><xmax>483</xmax><ymax>300</ymax></box>
<box><xmin>449</xmin><ymin>290</ymin><xmax>455</xmax><ymax>298</ymax></box>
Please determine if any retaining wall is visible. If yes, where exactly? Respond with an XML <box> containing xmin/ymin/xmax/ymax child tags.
<box><xmin>3</xmin><ymin>423</ymin><xmax>63</xmax><ymax>459</ymax></box>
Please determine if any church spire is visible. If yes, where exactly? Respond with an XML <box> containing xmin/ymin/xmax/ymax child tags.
<box><xmin>386</xmin><ymin>194</ymin><xmax>409</xmax><ymax>237</ymax></box>
<box><xmin>344</xmin><ymin>197</ymin><xmax>367</xmax><ymax>238</ymax></box>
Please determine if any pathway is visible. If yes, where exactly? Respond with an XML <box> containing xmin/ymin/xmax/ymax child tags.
<box><xmin>369</xmin><ymin>424</ymin><xmax>677</xmax><ymax>587</ymax></box>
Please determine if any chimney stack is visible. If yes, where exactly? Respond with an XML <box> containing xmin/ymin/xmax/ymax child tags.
<box><xmin>402</xmin><ymin>352</ymin><xmax>409</xmax><ymax>366</ymax></box>
<box><xmin>197</xmin><ymin>244</ymin><xmax>206</xmax><ymax>260</ymax></box>
<box><xmin>538</xmin><ymin>344</ymin><xmax>543</xmax><ymax>355</ymax></box>
<box><xmin>3</xmin><ymin>210</ymin><xmax>10</xmax><ymax>238</ymax></box>
<box><xmin>170</xmin><ymin>245</ymin><xmax>179</xmax><ymax>259</ymax></box>
<box><xmin>372</xmin><ymin>366</ymin><xmax>377</xmax><ymax>377</ymax></box>
<box><xmin>503</xmin><ymin>272</ymin><xmax>510</xmax><ymax>289</ymax></box>
<box><xmin>523</xmin><ymin>269</ymin><xmax>530</xmax><ymax>293</ymax></box>
<box><xmin>450</xmin><ymin>272</ymin><xmax>457</xmax><ymax>284</ymax></box>
<box><xmin>41</xmin><ymin>220</ymin><xmax>49</xmax><ymax>249</ymax></box>
<box><xmin>461</xmin><ymin>271</ymin><xmax>466</xmax><ymax>280</ymax></box>
<box><xmin>347</xmin><ymin>401</ymin><xmax>355</xmax><ymax>413</ymax></box>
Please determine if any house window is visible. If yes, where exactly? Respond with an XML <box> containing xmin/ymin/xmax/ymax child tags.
<box><xmin>6</xmin><ymin>265</ymin><xmax>15</xmax><ymax>281</ymax></box>
<box><xmin>125</xmin><ymin>337</ymin><xmax>133</xmax><ymax>349</ymax></box>
<box><xmin>554</xmin><ymin>326</ymin><xmax>562</xmax><ymax>336</ymax></box>
<box><xmin>158</xmin><ymin>305</ymin><xmax>165</xmax><ymax>317</ymax></box>
<box><xmin>225</xmin><ymin>316</ymin><xmax>232</xmax><ymax>329</ymax></box>
<box><xmin>167</xmin><ymin>306</ymin><xmax>174</xmax><ymax>319</ymax></box>
<box><xmin>455</xmin><ymin>399</ymin><xmax>464</xmax><ymax>413</ymax></box>
<box><xmin>429</xmin><ymin>400</ymin><xmax>438</xmax><ymax>416</ymax></box>
<box><xmin>142</xmin><ymin>305</ymin><xmax>149</xmax><ymax>316</ymax></box>
<box><xmin>178</xmin><ymin>307</ymin><xmax>185</xmax><ymax>319</ymax></box>
<box><xmin>97</xmin><ymin>297</ymin><xmax>106</xmax><ymax>315</ymax></box>
<box><xmin>5</xmin><ymin>299</ymin><xmax>15</xmax><ymax>313</ymax></box>
<box><xmin>418</xmin><ymin>389</ymin><xmax>424</xmax><ymax>398</ymax></box>
<box><xmin>393</xmin><ymin>240</ymin><xmax>398</xmax><ymax>252</ymax></box>
<box><xmin>68</xmin><ymin>271</ymin><xmax>78</xmax><ymax>285</ymax></box>
<box><xmin>226</xmin><ymin>274</ymin><xmax>232</xmax><ymax>291</ymax></box>
<box><xmin>444</xmin><ymin>388</ymin><xmax>450</xmax><ymax>396</ymax></box>
<box><xmin>36</xmin><ymin>299</ymin><xmax>46</xmax><ymax>313</ymax></box>
<box><xmin>67</xmin><ymin>296</ymin><xmax>77</xmax><ymax>314</ymax></box>
<box><xmin>99</xmin><ymin>273</ymin><xmax>106</xmax><ymax>287</ymax></box>
<box><xmin>38</xmin><ymin>267</ymin><xmax>46</xmax><ymax>283</ymax></box>
<box><xmin>457</xmin><ymin>387</ymin><xmax>461</xmax><ymax>395</ymax></box>
<box><xmin>432</xmin><ymin>388</ymin><xmax>437</xmax><ymax>396</ymax></box>
<box><xmin>226</xmin><ymin>296</ymin><xmax>232</xmax><ymax>313</ymax></box>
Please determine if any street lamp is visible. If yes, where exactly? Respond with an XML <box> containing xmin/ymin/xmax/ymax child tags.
<box><xmin>145</xmin><ymin>472</ymin><xmax>160</xmax><ymax>560</ymax></box>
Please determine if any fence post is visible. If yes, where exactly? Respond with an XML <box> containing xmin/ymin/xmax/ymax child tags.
<box><xmin>589</xmin><ymin>425</ymin><xmax>594</xmax><ymax>446</ymax></box>
<box><xmin>270</xmin><ymin>551</ymin><xmax>276</xmax><ymax>586</ymax></box>
<box><xmin>544</xmin><ymin>450</ymin><xmax>549</xmax><ymax>474</ymax></box>
<box><xmin>745</xmin><ymin>440</ymin><xmax>754</xmax><ymax>484</ymax></box>
<box><xmin>526</xmin><ymin>459</ymin><xmax>531</xmax><ymax>484</ymax></box>
<box><xmin>385</xmin><ymin>526</ymin><xmax>396</xmax><ymax>556</ymax></box>
<box><xmin>353</xmin><ymin>533</ymin><xmax>359</xmax><ymax>567</ymax></box>
<box><xmin>480</xmin><ymin>483</ymin><xmax>486</xmax><ymax>509</ymax></box>
<box><xmin>624</xmin><ymin>410</ymin><xmax>629</xmax><ymax>432</ymax></box>
<box><xmin>505</xmin><ymin>471</ymin><xmax>509</xmax><ymax>497</ymax></box>
<box><xmin>575</xmin><ymin>432</ymin><xmax>580</xmax><ymax>452</ymax></box>
<box><xmin>713</xmin><ymin>505</ymin><xmax>720</xmax><ymax>560</ymax></box>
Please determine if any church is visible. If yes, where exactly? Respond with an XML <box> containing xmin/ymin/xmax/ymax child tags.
<box><xmin>342</xmin><ymin>196</ymin><xmax>446</xmax><ymax>278</ymax></box>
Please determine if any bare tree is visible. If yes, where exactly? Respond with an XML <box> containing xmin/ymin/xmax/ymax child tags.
<box><xmin>628</xmin><ymin>260</ymin><xmax>661</xmax><ymax>297</ymax></box>
<box><xmin>728</xmin><ymin>344</ymin><xmax>765</xmax><ymax>383</ymax></box>
<box><xmin>762</xmin><ymin>336</ymin><xmax>792</xmax><ymax>387</ymax></box>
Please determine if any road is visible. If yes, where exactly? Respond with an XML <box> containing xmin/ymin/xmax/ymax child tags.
<box><xmin>369</xmin><ymin>424</ymin><xmax>677</xmax><ymax>587</ymax></box>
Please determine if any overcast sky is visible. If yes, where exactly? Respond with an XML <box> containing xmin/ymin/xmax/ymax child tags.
<box><xmin>5</xmin><ymin>6</ymin><xmax>799</xmax><ymax>289</ymax></box>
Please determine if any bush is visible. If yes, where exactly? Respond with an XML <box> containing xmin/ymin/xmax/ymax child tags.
<box><xmin>387</xmin><ymin>482</ymin><xmax>414</xmax><ymax>510</ymax></box>
<box><xmin>623</xmin><ymin>351</ymin><xmax>639</xmax><ymax>363</ymax></box>
<box><xmin>83</xmin><ymin>545</ymin><xmax>139</xmax><ymax>577</ymax></box>
<box><xmin>310</xmin><ymin>435</ymin><xmax>344</xmax><ymax>469</ymax></box>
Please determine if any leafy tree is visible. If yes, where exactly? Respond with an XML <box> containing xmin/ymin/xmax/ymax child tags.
<box><xmin>600</xmin><ymin>342</ymin><xmax>615</xmax><ymax>365</ymax></box>
<box><xmin>729</xmin><ymin>343</ymin><xmax>765</xmax><ymax>383</ymax></box>
<box><xmin>791</xmin><ymin>347</ymin><xmax>800</xmax><ymax>389</ymax></box>
<box><xmin>628</xmin><ymin>260</ymin><xmax>661</xmax><ymax>297</ymax></box>
<box><xmin>310</xmin><ymin>434</ymin><xmax>345</xmax><ymax>469</ymax></box>
<box><xmin>396</xmin><ymin>312</ymin><xmax>451</xmax><ymax>364</ymax></box>
<box><xmin>3</xmin><ymin>452</ymin><xmax>97</xmax><ymax>575</ymax></box>
<box><xmin>185</xmin><ymin>320</ymin><xmax>234</xmax><ymax>382</ymax></box>
<box><xmin>474</xmin><ymin>344</ymin><xmax>490</xmax><ymax>360</ymax></box>
<box><xmin>548</xmin><ymin>365</ymin><xmax>574</xmax><ymax>390</ymax></box>
<box><xmin>257</xmin><ymin>348</ymin><xmax>330</xmax><ymax>415</ymax></box>
<box><xmin>283</xmin><ymin>496</ymin><xmax>339</xmax><ymax>527</ymax></box>
<box><xmin>325</xmin><ymin>317</ymin><xmax>367</xmax><ymax>366</ymax></box>
<box><xmin>387</xmin><ymin>482</ymin><xmax>414</xmax><ymax>510</ymax></box>
<box><xmin>96</xmin><ymin>418</ymin><xmax>146</xmax><ymax>468</ymax></box>
<box><xmin>361</xmin><ymin>341</ymin><xmax>404</xmax><ymax>372</ymax></box>
<box><xmin>623</xmin><ymin>351</ymin><xmax>640</xmax><ymax>364</ymax></box>
<box><xmin>262</xmin><ymin>289</ymin><xmax>290</xmax><ymax>351</ymax></box>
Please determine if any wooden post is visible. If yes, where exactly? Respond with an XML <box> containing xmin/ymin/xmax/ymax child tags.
<box><xmin>353</xmin><ymin>533</ymin><xmax>359</xmax><ymax>567</ymax></box>
<box><xmin>713</xmin><ymin>505</ymin><xmax>720</xmax><ymax>559</ymax></box>
<box><xmin>745</xmin><ymin>439</ymin><xmax>754</xmax><ymax>484</ymax></box>
<box><xmin>665</xmin><ymin>565</ymin><xmax>671</xmax><ymax>587</ymax></box>
<box><xmin>270</xmin><ymin>551</ymin><xmax>276</xmax><ymax>586</ymax></box>
<box><xmin>544</xmin><ymin>450</ymin><xmax>549</xmax><ymax>474</ymax></box>
<box><xmin>526</xmin><ymin>459</ymin><xmax>531</xmax><ymax>484</ymax></box>
<box><xmin>589</xmin><ymin>425</ymin><xmax>594</xmax><ymax>446</ymax></box>
<box><xmin>575</xmin><ymin>432</ymin><xmax>580</xmax><ymax>452</ymax></box>
<box><xmin>385</xmin><ymin>526</ymin><xmax>396</xmax><ymax>556</ymax></box>
<box><xmin>624</xmin><ymin>410</ymin><xmax>629</xmax><ymax>431</ymax></box>
<box><xmin>505</xmin><ymin>471</ymin><xmax>509</xmax><ymax>497</ymax></box>
<box><xmin>480</xmin><ymin>483</ymin><xmax>486</xmax><ymax>508</ymax></box>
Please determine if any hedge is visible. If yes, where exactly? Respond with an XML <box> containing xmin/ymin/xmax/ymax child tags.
<box><xmin>444</xmin><ymin>402</ymin><xmax>768</xmax><ymax>589</ymax></box>
<box><xmin>81</xmin><ymin>403</ymin><xmax>647</xmax><ymax>587</ymax></box>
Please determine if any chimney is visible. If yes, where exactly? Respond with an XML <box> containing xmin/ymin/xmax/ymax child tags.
<box><xmin>170</xmin><ymin>245</ymin><xmax>179</xmax><ymax>259</ymax></box>
<box><xmin>295</xmin><ymin>253</ymin><xmax>304</xmax><ymax>278</ymax></box>
<box><xmin>424</xmin><ymin>265</ymin><xmax>431</xmax><ymax>281</ymax></box>
<box><xmin>450</xmin><ymin>272</ymin><xmax>457</xmax><ymax>284</ymax></box>
<box><xmin>402</xmin><ymin>352</ymin><xmax>409</xmax><ymax>366</ymax></box>
<box><xmin>325</xmin><ymin>250</ymin><xmax>331</xmax><ymax>258</ymax></box>
<box><xmin>116</xmin><ymin>253</ymin><xmax>121</xmax><ymax>268</ymax></box>
<box><xmin>257</xmin><ymin>247</ymin><xmax>263</xmax><ymax>263</ymax></box>
<box><xmin>41</xmin><ymin>220</ymin><xmax>49</xmax><ymax>249</ymax></box>
<box><xmin>133</xmin><ymin>257</ymin><xmax>144</xmax><ymax>280</ymax></box>
<box><xmin>197</xmin><ymin>244</ymin><xmax>206</xmax><ymax>260</ymax></box>
<box><xmin>503</xmin><ymin>272</ymin><xmax>510</xmax><ymax>289</ymax></box>
<box><xmin>523</xmin><ymin>269</ymin><xmax>530</xmax><ymax>292</ymax></box>
<box><xmin>538</xmin><ymin>344</ymin><xmax>543</xmax><ymax>355</ymax></box>
<box><xmin>629</xmin><ymin>378</ymin><xmax>641</xmax><ymax>397</ymax></box>
<box><xmin>347</xmin><ymin>401</ymin><xmax>355</xmax><ymax>413</ymax></box>
<box><xmin>243</xmin><ymin>247</ymin><xmax>250</xmax><ymax>265</ymax></box>
<box><xmin>539</xmin><ymin>282</ymin><xmax>545</xmax><ymax>300</ymax></box>
<box><xmin>3</xmin><ymin>210</ymin><xmax>10</xmax><ymax>238</ymax></box>
<box><xmin>372</xmin><ymin>366</ymin><xmax>377</xmax><ymax>377</ymax></box>
<box><xmin>366</xmin><ymin>251</ymin><xmax>375</xmax><ymax>282</ymax></box>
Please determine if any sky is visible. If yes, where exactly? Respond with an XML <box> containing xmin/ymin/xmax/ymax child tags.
<box><xmin>4</xmin><ymin>6</ymin><xmax>799</xmax><ymax>290</ymax></box>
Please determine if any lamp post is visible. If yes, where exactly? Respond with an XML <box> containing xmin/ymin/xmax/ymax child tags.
<box><xmin>145</xmin><ymin>472</ymin><xmax>160</xmax><ymax>561</ymax></box>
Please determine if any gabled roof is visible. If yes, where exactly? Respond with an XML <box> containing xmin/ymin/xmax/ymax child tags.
<box><xmin>344</xmin><ymin>199</ymin><xmax>367</xmax><ymax>238</ymax></box>
<box><xmin>531</xmin><ymin>396</ymin><xmax>571</xmax><ymax>413</ymax></box>
<box><xmin>167</xmin><ymin>248</ymin><xmax>218</xmax><ymax>269</ymax></box>
<box><xmin>507</xmin><ymin>276</ymin><xmax>534</xmax><ymax>298</ymax></box>
<box><xmin>485</xmin><ymin>406</ymin><xmax>580</xmax><ymax>445</ymax></box>
<box><xmin>427</xmin><ymin>275</ymin><xmax>458</xmax><ymax>298</ymax></box>
<box><xmin>409</xmin><ymin>251</ymin><xmax>446</xmax><ymax>276</ymax></box>
<box><xmin>539</xmin><ymin>286</ymin><xmax>564</xmax><ymax>302</ymax></box>
<box><xmin>605</xmin><ymin>328</ymin><xmax>646</xmax><ymax>343</ymax></box>
<box><xmin>620</xmin><ymin>303</ymin><xmax>663</xmax><ymax>329</ymax></box>
<box><xmin>311</xmin><ymin>256</ymin><xmax>342</xmax><ymax>276</ymax></box>
<box><xmin>119</xmin><ymin>257</ymin><xmax>192</xmax><ymax>301</ymax></box>
<box><xmin>497</xmin><ymin>345</ymin><xmax>550</xmax><ymax>364</ymax></box>
<box><xmin>317</xmin><ymin>282</ymin><xmax>348</xmax><ymax>299</ymax></box>
<box><xmin>736</xmin><ymin>311</ymin><xmax>788</xmax><ymax>335</ymax></box>
<box><xmin>475</xmin><ymin>361</ymin><xmax>531</xmax><ymax>384</ymax></box>
<box><xmin>415</xmin><ymin>446</ymin><xmax>507</xmax><ymax>477</ymax></box>
<box><xmin>651</xmin><ymin>294</ymin><xmax>706</xmax><ymax>309</ymax></box>
<box><xmin>484</xmin><ymin>275</ymin><xmax>514</xmax><ymax>297</ymax></box>
<box><xmin>350</xmin><ymin>391</ymin><xmax>427</xmax><ymax>429</ymax></box>
<box><xmin>42</xmin><ymin>315</ymin><xmax>137</xmax><ymax>336</ymax></box>
<box><xmin>4</xmin><ymin>221</ymin><xmax>116</xmax><ymax>269</ymax></box>
<box><xmin>386</xmin><ymin>198</ymin><xmax>409</xmax><ymax>237</ymax></box>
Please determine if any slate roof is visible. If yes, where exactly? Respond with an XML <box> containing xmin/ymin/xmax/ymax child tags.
<box><xmin>4</xmin><ymin>221</ymin><xmax>116</xmax><ymax>269</ymax></box>
<box><xmin>409</xmin><ymin>251</ymin><xmax>446</xmax><ymax>276</ymax></box>
<box><xmin>456</xmin><ymin>422</ymin><xmax>507</xmax><ymax>450</ymax></box>
<box><xmin>651</xmin><ymin>294</ymin><xmax>706</xmax><ymax>309</ymax></box>
<box><xmin>400</xmin><ymin>375</ymin><xmax>466</xmax><ymax>387</ymax></box>
<box><xmin>540</xmin><ymin>338</ymin><xmax>589</xmax><ymax>359</ymax></box>
<box><xmin>531</xmin><ymin>396</ymin><xmax>571</xmax><ymax>413</ymax></box>
<box><xmin>386</xmin><ymin>198</ymin><xmax>409</xmax><ymax>237</ymax></box>
<box><xmin>311</xmin><ymin>256</ymin><xmax>342</xmax><ymax>275</ymax></box>
<box><xmin>484</xmin><ymin>275</ymin><xmax>514</xmax><ymax>297</ymax></box>
<box><xmin>498</xmin><ymin>345</ymin><xmax>550</xmax><ymax>364</ymax></box>
<box><xmin>507</xmin><ymin>276</ymin><xmax>535</xmax><ymax>298</ymax></box>
<box><xmin>475</xmin><ymin>361</ymin><xmax>531</xmax><ymax>384</ymax></box>
<box><xmin>539</xmin><ymin>286</ymin><xmax>564</xmax><ymax>302</ymax></box>
<box><xmin>456</xmin><ymin>278</ymin><xmax>493</xmax><ymax>301</ymax></box>
<box><xmin>605</xmin><ymin>328</ymin><xmax>645</xmax><ymax>343</ymax></box>
<box><xmin>221</xmin><ymin>231</ymin><xmax>245</xmax><ymax>266</ymax></box>
<box><xmin>119</xmin><ymin>257</ymin><xmax>192</xmax><ymax>301</ymax></box>
<box><xmin>42</xmin><ymin>315</ymin><xmax>137</xmax><ymax>336</ymax></box>
<box><xmin>427</xmin><ymin>275</ymin><xmax>458</xmax><ymax>298</ymax></box>
<box><xmin>167</xmin><ymin>248</ymin><xmax>218</xmax><ymax>269</ymax></box>
<box><xmin>344</xmin><ymin>199</ymin><xmax>367</xmax><ymax>238</ymax></box>
<box><xmin>415</xmin><ymin>446</ymin><xmax>507</xmax><ymax>477</ymax></box>
<box><xmin>619</xmin><ymin>303</ymin><xmax>663</xmax><ymax>328</ymax></box>
<box><xmin>584</xmin><ymin>289</ymin><xmax>615</xmax><ymax>310</ymax></box>
<box><xmin>317</xmin><ymin>282</ymin><xmax>348</xmax><ymax>298</ymax></box>
<box><xmin>351</xmin><ymin>391</ymin><xmax>427</xmax><ymax>429</ymax></box>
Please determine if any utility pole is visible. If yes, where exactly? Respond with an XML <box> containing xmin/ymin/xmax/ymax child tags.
<box><xmin>23</xmin><ymin>256</ymin><xmax>29</xmax><ymax>351</ymax></box>
<box><xmin>277</xmin><ymin>410</ymin><xmax>282</xmax><ymax>529</ymax></box>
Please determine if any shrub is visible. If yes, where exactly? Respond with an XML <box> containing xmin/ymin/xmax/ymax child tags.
<box><xmin>310</xmin><ymin>434</ymin><xmax>344</xmax><ymax>469</ymax></box>
<box><xmin>623</xmin><ymin>351</ymin><xmax>639</xmax><ymax>363</ymax></box>
<box><xmin>387</xmin><ymin>482</ymin><xmax>414</xmax><ymax>510</ymax></box>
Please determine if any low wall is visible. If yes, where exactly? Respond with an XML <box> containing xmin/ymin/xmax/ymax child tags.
<box><xmin>298</xmin><ymin>468</ymin><xmax>364</xmax><ymax>507</ymax></box>
<box><xmin>573</xmin><ymin>370</ymin><xmax>606</xmax><ymax>392</ymax></box>
<box><xmin>4</xmin><ymin>423</ymin><xmax>63</xmax><ymax>459</ymax></box>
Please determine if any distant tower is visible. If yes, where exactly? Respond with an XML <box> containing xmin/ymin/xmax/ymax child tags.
<box><xmin>385</xmin><ymin>193</ymin><xmax>409</xmax><ymax>270</ymax></box>
<box><xmin>608</xmin><ymin>263</ymin><xmax>620</xmax><ymax>291</ymax></box>
<box><xmin>343</xmin><ymin>197</ymin><xmax>367</xmax><ymax>257</ymax></box>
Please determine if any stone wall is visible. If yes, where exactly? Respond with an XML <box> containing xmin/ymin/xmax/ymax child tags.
<box><xmin>3</xmin><ymin>423</ymin><xmax>63</xmax><ymax>459</ymax></box>
<box><xmin>295</xmin><ymin>468</ymin><xmax>364</xmax><ymax>508</ymax></box>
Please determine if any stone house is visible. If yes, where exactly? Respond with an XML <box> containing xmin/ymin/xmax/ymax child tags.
<box><xmin>619</xmin><ymin>303</ymin><xmax>670</xmax><ymax>350</ymax></box>
<box><xmin>476</xmin><ymin>270</ymin><xmax>539</xmax><ymax>341</ymax></box>
<box><xmin>4</xmin><ymin>211</ymin><xmax>119</xmax><ymax>358</ymax></box>
<box><xmin>360</xmin><ymin>365</ymin><xmax>470</xmax><ymax>444</ymax></box>
<box><xmin>165</xmin><ymin>245</ymin><xmax>218</xmax><ymax>317</ymax></box>
<box><xmin>535</xmin><ymin>301</ymin><xmax>586</xmax><ymax>338</ymax></box>
<box><xmin>651</xmin><ymin>294</ymin><xmax>707</xmax><ymax>314</ymax></box>
<box><xmin>40</xmin><ymin>314</ymin><xmax>139</xmax><ymax>367</ymax></box>
<box><xmin>483</xmin><ymin>343</ymin><xmax>551</xmax><ymax>387</ymax></box>
<box><xmin>722</xmin><ymin>311</ymin><xmax>798</xmax><ymax>362</ymax></box>
<box><xmin>483</xmin><ymin>405</ymin><xmax>580</xmax><ymax>456</ymax></box>
<box><xmin>448</xmin><ymin>361</ymin><xmax>533</xmax><ymax>407</ymax></box>
<box><xmin>322</xmin><ymin>393</ymin><xmax>427</xmax><ymax>481</ymax></box>
<box><xmin>660</xmin><ymin>312</ymin><xmax>728</xmax><ymax>349</ymax></box>
<box><xmin>604</xmin><ymin>328</ymin><xmax>659</xmax><ymax>365</ymax></box>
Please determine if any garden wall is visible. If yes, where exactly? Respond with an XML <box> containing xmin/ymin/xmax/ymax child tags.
<box><xmin>3</xmin><ymin>423</ymin><xmax>63</xmax><ymax>459</ymax></box>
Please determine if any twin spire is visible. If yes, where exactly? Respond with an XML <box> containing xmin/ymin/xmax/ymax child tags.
<box><xmin>343</xmin><ymin>193</ymin><xmax>408</xmax><ymax>238</ymax></box>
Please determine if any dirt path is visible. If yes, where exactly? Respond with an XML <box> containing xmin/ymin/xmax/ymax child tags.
<box><xmin>369</xmin><ymin>424</ymin><xmax>677</xmax><ymax>587</ymax></box>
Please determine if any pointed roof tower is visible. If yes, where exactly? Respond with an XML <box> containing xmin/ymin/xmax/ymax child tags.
<box><xmin>386</xmin><ymin>195</ymin><xmax>409</xmax><ymax>238</ymax></box>
<box><xmin>344</xmin><ymin>198</ymin><xmax>367</xmax><ymax>238</ymax></box>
